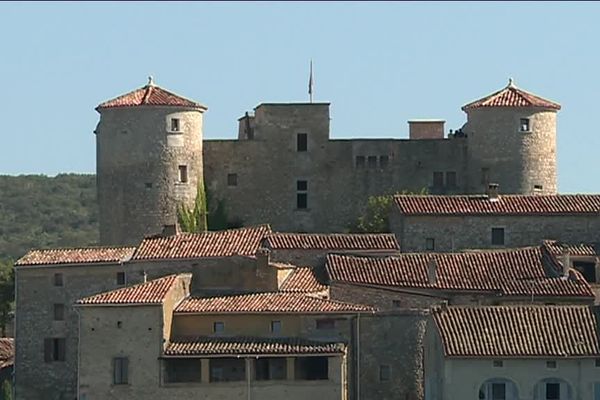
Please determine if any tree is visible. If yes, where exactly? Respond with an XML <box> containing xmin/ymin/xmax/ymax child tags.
<box><xmin>0</xmin><ymin>260</ymin><xmax>14</xmax><ymax>338</ymax></box>
<box><xmin>352</xmin><ymin>188</ymin><xmax>428</xmax><ymax>233</ymax></box>
<box><xmin>177</xmin><ymin>180</ymin><xmax>208</xmax><ymax>233</ymax></box>
<box><xmin>1</xmin><ymin>379</ymin><xmax>11</xmax><ymax>400</ymax></box>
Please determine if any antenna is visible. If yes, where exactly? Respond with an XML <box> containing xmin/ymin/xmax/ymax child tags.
<box><xmin>308</xmin><ymin>59</ymin><xmax>314</xmax><ymax>103</ymax></box>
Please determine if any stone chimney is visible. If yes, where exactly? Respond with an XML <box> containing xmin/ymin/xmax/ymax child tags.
<box><xmin>408</xmin><ymin>120</ymin><xmax>445</xmax><ymax>140</ymax></box>
<box><xmin>486</xmin><ymin>183</ymin><xmax>499</xmax><ymax>201</ymax></box>
<box><xmin>255</xmin><ymin>248</ymin><xmax>271</xmax><ymax>271</ymax></box>
<box><xmin>427</xmin><ymin>258</ymin><xmax>438</xmax><ymax>285</ymax></box>
<box><xmin>561</xmin><ymin>248</ymin><xmax>571</xmax><ymax>278</ymax></box>
<box><xmin>162</xmin><ymin>223</ymin><xmax>180</xmax><ymax>237</ymax></box>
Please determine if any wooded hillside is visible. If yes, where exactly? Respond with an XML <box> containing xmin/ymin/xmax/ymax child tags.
<box><xmin>0</xmin><ymin>174</ymin><xmax>98</xmax><ymax>261</ymax></box>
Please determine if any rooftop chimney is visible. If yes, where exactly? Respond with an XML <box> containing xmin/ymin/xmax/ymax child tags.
<box><xmin>255</xmin><ymin>248</ymin><xmax>271</xmax><ymax>272</ymax></box>
<box><xmin>561</xmin><ymin>248</ymin><xmax>571</xmax><ymax>278</ymax></box>
<box><xmin>486</xmin><ymin>183</ymin><xmax>499</xmax><ymax>201</ymax></box>
<box><xmin>162</xmin><ymin>223</ymin><xmax>180</xmax><ymax>237</ymax></box>
<box><xmin>427</xmin><ymin>258</ymin><xmax>438</xmax><ymax>285</ymax></box>
<box><xmin>408</xmin><ymin>120</ymin><xmax>445</xmax><ymax>140</ymax></box>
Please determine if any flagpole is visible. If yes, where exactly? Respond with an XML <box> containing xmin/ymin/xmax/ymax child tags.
<box><xmin>309</xmin><ymin>59</ymin><xmax>314</xmax><ymax>103</ymax></box>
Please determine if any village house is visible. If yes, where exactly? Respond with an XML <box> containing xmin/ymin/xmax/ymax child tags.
<box><xmin>390</xmin><ymin>189</ymin><xmax>600</xmax><ymax>253</ymax></box>
<box><xmin>424</xmin><ymin>305</ymin><xmax>600</xmax><ymax>400</ymax></box>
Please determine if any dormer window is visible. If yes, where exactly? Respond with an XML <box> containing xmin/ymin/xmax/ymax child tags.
<box><xmin>519</xmin><ymin>118</ymin><xmax>530</xmax><ymax>132</ymax></box>
<box><xmin>171</xmin><ymin>118</ymin><xmax>180</xmax><ymax>132</ymax></box>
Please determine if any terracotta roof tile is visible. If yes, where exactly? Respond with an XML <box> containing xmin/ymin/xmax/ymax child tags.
<box><xmin>542</xmin><ymin>240</ymin><xmax>598</xmax><ymax>257</ymax></box>
<box><xmin>265</xmin><ymin>233</ymin><xmax>399</xmax><ymax>251</ymax></box>
<box><xmin>77</xmin><ymin>275</ymin><xmax>182</xmax><ymax>305</ymax></box>
<box><xmin>433</xmin><ymin>305</ymin><xmax>600</xmax><ymax>357</ymax></box>
<box><xmin>175</xmin><ymin>292</ymin><xmax>373</xmax><ymax>314</ymax></box>
<box><xmin>394</xmin><ymin>194</ymin><xmax>600</xmax><ymax>216</ymax></box>
<box><xmin>279</xmin><ymin>267</ymin><xmax>327</xmax><ymax>293</ymax></box>
<box><xmin>165</xmin><ymin>337</ymin><xmax>346</xmax><ymax>356</ymax></box>
<box><xmin>133</xmin><ymin>225</ymin><xmax>271</xmax><ymax>261</ymax></box>
<box><xmin>326</xmin><ymin>249</ymin><xmax>594</xmax><ymax>298</ymax></box>
<box><xmin>15</xmin><ymin>246</ymin><xmax>135</xmax><ymax>267</ymax></box>
<box><xmin>0</xmin><ymin>338</ymin><xmax>14</xmax><ymax>369</ymax></box>
<box><xmin>462</xmin><ymin>80</ymin><xmax>561</xmax><ymax>111</ymax></box>
<box><xmin>97</xmin><ymin>82</ymin><xmax>206</xmax><ymax>110</ymax></box>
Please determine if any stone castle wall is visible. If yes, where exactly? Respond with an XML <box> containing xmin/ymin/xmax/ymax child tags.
<box><xmin>96</xmin><ymin>106</ymin><xmax>204</xmax><ymax>245</ymax></box>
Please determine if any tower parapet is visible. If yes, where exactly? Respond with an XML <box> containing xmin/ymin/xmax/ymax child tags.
<box><xmin>95</xmin><ymin>78</ymin><xmax>207</xmax><ymax>245</ymax></box>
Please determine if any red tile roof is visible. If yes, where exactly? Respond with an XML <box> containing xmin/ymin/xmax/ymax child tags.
<box><xmin>279</xmin><ymin>267</ymin><xmax>327</xmax><ymax>293</ymax></box>
<box><xmin>175</xmin><ymin>292</ymin><xmax>373</xmax><ymax>314</ymax></box>
<box><xmin>542</xmin><ymin>240</ymin><xmax>598</xmax><ymax>257</ymax></box>
<box><xmin>462</xmin><ymin>80</ymin><xmax>561</xmax><ymax>111</ymax></box>
<box><xmin>433</xmin><ymin>305</ymin><xmax>600</xmax><ymax>357</ymax></box>
<box><xmin>264</xmin><ymin>233</ymin><xmax>399</xmax><ymax>251</ymax></box>
<box><xmin>97</xmin><ymin>81</ymin><xmax>206</xmax><ymax>111</ymax></box>
<box><xmin>0</xmin><ymin>338</ymin><xmax>14</xmax><ymax>369</ymax></box>
<box><xmin>326</xmin><ymin>249</ymin><xmax>594</xmax><ymax>298</ymax></box>
<box><xmin>394</xmin><ymin>194</ymin><xmax>600</xmax><ymax>216</ymax></box>
<box><xmin>165</xmin><ymin>337</ymin><xmax>346</xmax><ymax>357</ymax></box>
<box><xmin>77</xmin><ymin>275</ymin><xmax>182</xmax><ymax>305</ymax></box>
<box><xmin>15</xmin><ymin>246</ymin><xmax>135</xmax><ymax>267</ymax></box>
<box><xmin>132</xmin><ymin>225</ymin><xmax>271</xmax><ymax>261</ymax></box>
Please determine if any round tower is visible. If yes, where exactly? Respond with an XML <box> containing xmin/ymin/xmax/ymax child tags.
<box><xmin>95</xmin><ymin>77</ymin><xmax>207</xmax><ymax>245</ymax></box>
<box><xmin>462</xmin><ymin>79</ymin><xmax>560</xmax><ymax>195</ymax></box>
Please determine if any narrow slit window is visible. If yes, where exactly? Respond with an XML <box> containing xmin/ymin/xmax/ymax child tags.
<box><xmin>116</xmin><ymin>272</ymin><xmax>126</xmax><ymax>286</ymax></box>
<box><xmin>519</xmin><ymin>118</ymin><xmax>530</xmax><ymax>132</ymax></box>
<box><xmin>53</xmin><ymin>304</ymin><xmax>65</xmax><ymax>321</ymax></box>
<box><xmin>433</xmin><ymin>171</ymin><xmax>444</xmax><ymax>187</ymax></box>
<box><xmin>296</xmin><ymin>180</ymin><xmax>308</xmax><ymax>210</ymax></box>
<box><xmin>54</xmin><ymin>273</ymin><xmax>64</xmax><ymax>287</ymax></box>
<box><xmin>297</xmin><ymin>133</ymin><xmax>308</xmax><ymax>152</ymax></box>
<box><xmin>178</xmin><ymin>165</ymin><xmax>188</xmax><ymax>183</ymax></box>
<box><xmin>171</xmin><ymin>118</ymin><xmax>180</xmax><ymax>132</ymax></box>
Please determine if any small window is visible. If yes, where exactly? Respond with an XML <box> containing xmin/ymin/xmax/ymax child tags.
<box><xmin>178</xmin><ymin>165</ymin><xmax>188</xmax><ymax>183</ymax></box>
<box><xmin>492</xmin><ymin>382</ymin><xmax>506</xmax><ymax>400</ymax></box>
<box><xmin>171</xmin><ymin>118</ymin><xmax>180</xmax><ymax>132</ymax></box>
<box><xmin>546</xmin><ymin>360</ymin><xmax>557</xmax><ymax>369</ymax></box>
<box><xmin>227</xmin><ymin>173</ymin><xmax>238</xmax><ymax>187</ymax></box>
<box><xmin>316</xmin><ymin>319</ymin><xmax>335</xmax><ymax>330</ymax></box>
<box><xmin>492</xmin><ymin>360</ymin><xmax>503</xmax><ymax>368</ymax></box>
<box><xmin>433</xmin><ymin>171</ymin><xmax>444</xmax><ymax>187</ymax></box>
<box><xmin>379</xmin><ymin>155</ymin><xmax>389</xmax><ymax>169</ymax></box>
<box><xmin>53</xmin><ymin>304</ymin><xmax>65</xmax><ymax>321</ymax></box>
<box><xmin>297</xmin><ymin>180</ymin><xmax>308</xmax><ymax>191</ymax></box>
<box><xmin>44</xmin><ymin>338</ymin><xmax>66</xmax><ymax>362</ymax></box>
<box><xmin>116</xmin><ymin>272</ymin><xmax>126</xmax><ymax>286</ymax></box>
<box><xmin>144</xmin><ymin>182</ymin><xmax>152</xmax><ymax>189</ymax></box>
<box><xmin>356</xmin><ymin>156</ymin><xmax>366</xmax><ymax>168</ymax></box>
<box><xmin>519</xmin><ymin>118</ymin><xmax>530</xmax><ymax>132</ymax></box>
<box><xmin>481</xmin><ymin>167</ymin><xmax>490</xmax><ymax>185</ymax></box>
<box><xmin>113</xmin><ymin>357</ymin><xmax>129</xmax><ymax>385</ymax></box>
<box><xmin>534</xmin><ymin>184</ymin><xmax>543</xmax><ymax>191</ymax></box>
<box><xmin>53</xmin><ymin>273</ymin><xmax>63</xmax><ymax>287</ymax></box>
<box><xmin>213</xmin><ymin>322</ymin><xmax>224</xmax><ymax>333</ymax></box>
<box><xmin>446</xmin><ymin>171</ymin><xmax>457</xmax><ymax>188</ymax></box>
<box><xmin>425</xmin><ymin>238</ymin><xmax>435</xmax><ymax>251</ymax></box>
<box><xmin>297</xmin><ymin>133</ymin><xmax>308</xmax><ymax>152</ymax></box>
<box><xmin>270</xmin><ymin>321</ymin><xmax>281</xmax><ymax>334</ymax></box>
<box><xmin>546</xmin><ymin>382</ymin><xmax>560</xmax><ymax>400</ymax></box>
<box><xmin>379</xmin><ymin>365</ymin><xmax>391</xmax><ymax>381</ymax></box>
<box><xmin>392</xmin><ymin>300</ymin><xmax>402</xmax><ymax>308</ymax></box>
<box><xmin>367</xmin><ymin>156</ymin><xmax>377</xmax><ymax>169</ymax></box>
<box><xmin>491</xmin><ymin>227</ymin><xmax>505</xmax><ymax>246</ymax></box>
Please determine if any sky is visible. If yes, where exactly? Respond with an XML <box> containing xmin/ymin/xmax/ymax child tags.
<box><xmin>1</xmin><ymin>1</ymin><xmax>599</xmax><ymax>193</ymax></box>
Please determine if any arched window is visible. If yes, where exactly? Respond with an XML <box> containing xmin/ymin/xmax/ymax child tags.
<box><xmin>534</xmin><ymin>378</ymin><xmax>573</xmax><ymax>400</ymax></box>
<box><xmin>479</xmin><ymin>378</ymin><xmax>518</xmax><ymax>400</ymax></box>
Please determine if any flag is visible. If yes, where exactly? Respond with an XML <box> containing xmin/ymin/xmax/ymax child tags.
<box><xmin>308</xmin><ymin>60</ymin><xmax>314</xmax><ymax>102</ymax></box>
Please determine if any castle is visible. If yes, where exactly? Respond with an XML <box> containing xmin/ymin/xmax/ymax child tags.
<box><xmin>95</xmin><ymin>78</ymin><xmax>560</xmax><ymax>245</ymax></box>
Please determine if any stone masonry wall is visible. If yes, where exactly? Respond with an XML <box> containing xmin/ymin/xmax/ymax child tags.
<box><xmin>96</xmin><ymin>106</ymin><xmax>204</xmax><ymax>246</ymax></box>
<box><xmin>203</xmin><ymin>103</ymin><xmax>467</xmax><ymax>233</ymax></box>
<box><xmin>392</xmin><ymin>213</ymin><xmax>600</xmax><ymax>253</ymax></box>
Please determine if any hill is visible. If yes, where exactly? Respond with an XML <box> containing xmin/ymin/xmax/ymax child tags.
<box><xmin>0</xmin><ymin>174</ymin><xmax>98</xmax><ymax>261</ymax></box>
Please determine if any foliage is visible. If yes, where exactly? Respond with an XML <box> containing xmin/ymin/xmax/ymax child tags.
<box><xmin>352</xmin><ymin>188</ymin><xmax>428</xmax><ymax>233</ymax></box>
<box><xmin>177</xmin><ymin>179</ymin><xmax>208</xmax><ymax>233</ymax></box>
<box><xmin>0</xmin><ymin>260</ymin><xmax>12</xmax><ymax>337</ymax></box>
<box><xmin>0</xmin><ymin>174</ymin><xmax>98</xmax><ymax>260</ymax></box>
<box><xmin>0</xmin><ymin>380</ymin><xmax>11</xmax><ymax>400</ymax></box>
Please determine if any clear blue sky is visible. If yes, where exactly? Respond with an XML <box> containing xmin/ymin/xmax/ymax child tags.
<box><xmin>1</xmin><ymin>2</ymin><xmax>599</xmax><ymax>193</ymax></box>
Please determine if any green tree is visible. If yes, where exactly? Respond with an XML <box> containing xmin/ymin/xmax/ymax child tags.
<box><xmin>177</xmin><ymin>180</ymin><xmax>208</xmax><ymax>233</ymax></box>
<box><xmin>352</xmin><ymin>188</ymin><xmax>428</xmax><ymax>233</ymax></box>
<box><xmin>0</xmin><ymin>260</ymin><xmax>14</xmax><ymax>338</ymax></box>
<box><xmin>1</xmin><ymin>379</ymin><xmax>12</xmax><ymax>400</ymax></box>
